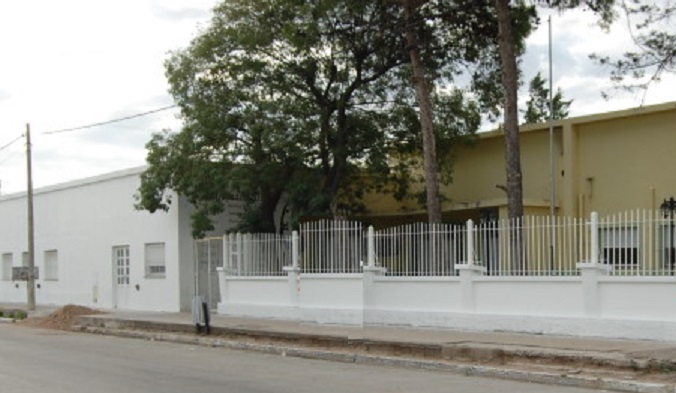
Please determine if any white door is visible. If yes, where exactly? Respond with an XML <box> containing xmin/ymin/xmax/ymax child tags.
<box><xmin>112</xmin><ymin>246</ymin><xmax>130</xmax><ymax>309</ymax></box>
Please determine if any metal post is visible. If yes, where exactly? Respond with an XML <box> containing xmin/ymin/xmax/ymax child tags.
<box><xmin>25</xmin><ymin>124</ymin><xmax>36</xmax><ymax>311</ymax></box>
<box><xmin>669</xmin><ymin>210</ymin><xmax>676</xmax><ymax>276</ymax></box>
<box><xmin>548</xmin><ymin>15</ymin><xmax>556</xmax><ymax>271</ymax></box>
<box><xmin>659</xmin><ymin>197</ymin><xmax>676</xmax><ymax>274</ymax></box>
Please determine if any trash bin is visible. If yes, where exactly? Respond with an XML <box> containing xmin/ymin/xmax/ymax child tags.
<box><xmin>191</xmin><ymin>295</ymin><xmax>210</xmax><ymax>334</ymax></box>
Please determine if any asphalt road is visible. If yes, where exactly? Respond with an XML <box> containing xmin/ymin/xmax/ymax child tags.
<box><xmin>0</xmin><ymin>325</ymin><xmax>607</xmax><ymax>393</ymax></box>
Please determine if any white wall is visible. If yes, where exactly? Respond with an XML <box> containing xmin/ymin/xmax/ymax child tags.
<box><xmin>473</xmin><ymin>277</ymin><xmax>582</xmax><ymax>317</ymax></box>
<box><xmin>598</xmin><ymin>278</ymin><xmax>676</xmax><ymax>321</ymax></box>
<box><xmin>298</xmin><ymin>274</ymin><xmax>363</xmax><ymax>324</ymax></box>
<box><xmin>370</xmin><ymin>277</ymin><xmax>462</xmax><ymax>312</ymax></box>
<box><xmin>216</xmin><ymin>269</ymin><xmax>676</xmax><ymax>341</ymax></box>
<box><xmin>0</xmin><ymin>168</ymin><xmax>183</xmax><ymax>312</ymax></box>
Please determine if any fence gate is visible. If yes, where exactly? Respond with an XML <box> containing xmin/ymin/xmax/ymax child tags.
<box><xmin>195</xmin><ymin>237</ymin><xmax>223</xmax><ymax>310</ymax></box>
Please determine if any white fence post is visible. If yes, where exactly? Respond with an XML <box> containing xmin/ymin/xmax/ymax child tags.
<box><xmin>292</xmin><ymin>230</ymin><xmax>299</xmax><ymax>270</ymax></box>
<box><xmin>367</xmin><ymin>225</ymin><xmax>375</xmax><ymax>267</ymax></box>
<box><xmin>282</xmin><ymin>231</ymin><xmax>301</xmax><ymax>317</ymax></box>
<box><xmin>215</xmin><ymin>236</ymin><xmax>228</xmax><ymax>312</ymax></box>
<box><xmin>576</xmin><ymin>211</ymin><xmax>611</xmax><ymax>317</ymax></box>
<box><xmin>363</xmin><ymin>225</ymin><xmax>385</xmax><ymax>325</ymax></box>
<box><xmin>454</xmin><ymin>219</ymin><xmax>485</xmax><ymax>312</ymax></box>
<box><xmin>467</xmin><ymin>219</ymin><xmax>474</xmax><ymax>265</ymax></box>
<box><xmin>590</xmin><ymin>212</ymin><xmax>599</xmax><ymax>265</ymax></box>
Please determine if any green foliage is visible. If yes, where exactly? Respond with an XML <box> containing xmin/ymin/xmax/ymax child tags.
<box><xmin>522</xmin><ymin>72</ymin><xmax>572</xmax><ymax>124</ymax></box>
<box><xmin>136</xmin><ymin>0</ymin><xmax>513</xmax><ymax>235</ymax></box>
<box><xmin>590</xmin><ymin>0</ymin><xmax>675</xmax><ymax>98</ymax></box>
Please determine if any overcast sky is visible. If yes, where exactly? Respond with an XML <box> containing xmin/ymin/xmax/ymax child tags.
<box><xmin>0</xmin><ymin>1</ymin><xmax>673</xmax><ymax>194</ymax></box>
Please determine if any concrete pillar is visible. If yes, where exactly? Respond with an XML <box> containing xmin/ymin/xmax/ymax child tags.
<box><xmin>363</xmin><ymin>226</ymin><xmax>386</xmax><ymax>324</ymax></box>
<box><xmin>576</xmin><ymin>262</ymin><xmax>611</xmax><ymax>317</ymax></box>
<box><xmin>282</xmin><ymin>231</ymin><xmax>301</xmax><ymax>317</ymax></box>
<box><xmin>576</xmin><ymin>212</ymin><xmax>611</xmax><ymax>317</ymax></box>
<box><xmin>454</xmin><ymin>264</ymin><xmax>486</xmax><ymax>313</ymax></box>
<box><xmin>454</xmin><ymin>219</ymin><xmax>486</xmax><ymax>312</ymax></box>
<box><xmin>215</xmin><ymin>267</ymin><xmax>227</xmax><ymax>308</ymax></box>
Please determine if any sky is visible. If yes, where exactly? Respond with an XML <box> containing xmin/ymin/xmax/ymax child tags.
<box><xmin>0</xmin><ymin>1</ymin><xmax>673</xmax><ymax>195</ymax></box>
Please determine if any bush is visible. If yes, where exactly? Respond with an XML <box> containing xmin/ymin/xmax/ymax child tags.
<box><xmin>13</xmin><ymin>310</ymin><xmax>27</xmax><ymax>320</ymax></box>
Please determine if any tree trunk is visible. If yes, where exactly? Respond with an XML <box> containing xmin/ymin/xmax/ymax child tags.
<box><xmin>403</xmin><ymin>1</ymin><xmax>442</xmax><ymax>224</ymax></box>
<box><xmin>495</xmin><ymin>0</ymin><xmax>524</xmax><ymax>272</ymax></box>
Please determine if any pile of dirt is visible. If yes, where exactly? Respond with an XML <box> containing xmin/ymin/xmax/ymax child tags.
<box><xmin>21</xmin><ymin>304</ymin><xmax>105</xmax><ymax>330</ymax></box>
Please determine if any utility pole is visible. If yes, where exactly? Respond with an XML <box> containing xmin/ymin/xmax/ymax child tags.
<box><xmin>548</xmin><ymin>15</ymin><xmax>556</xmax><ymax>271</ymax></box>
<box><xmin>26</xmin><ymin>124</ymin><xmax>36</xmax><ymax>311</ymax></box>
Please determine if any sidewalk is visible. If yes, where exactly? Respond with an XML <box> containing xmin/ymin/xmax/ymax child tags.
<box><xmin>8</xmin><ymin>303</ymin><xmax>676</xmax><ymax>392</ymax></box>
<box><xmin>76</xmin><ymin>308</ymin><xmax>676</xmax><ymax>368</ymax></box>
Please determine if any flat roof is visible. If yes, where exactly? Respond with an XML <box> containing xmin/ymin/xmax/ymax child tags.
<box><xmin>0</xmin><ymin>165</ymin><xmax>147</xmax><ymax>202</ymax></box>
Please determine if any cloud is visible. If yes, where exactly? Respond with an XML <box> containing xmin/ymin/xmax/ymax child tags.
<box><xmin>0</xmin><ymin>89</ymin><xmax>9</xmax><ymax>101</ymax></box>
<box><xmin>150</xmin><ymin>1</ymin><xmax>211</xmax><ymax>22</ymax></box>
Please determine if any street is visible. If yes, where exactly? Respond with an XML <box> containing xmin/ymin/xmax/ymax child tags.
<box><xmin>0</xmin><ymin>325</ymin><xmax>605</xmax><ymax>393</ymax></box>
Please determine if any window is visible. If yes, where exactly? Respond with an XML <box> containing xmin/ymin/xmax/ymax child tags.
<box><xmin>113</xmin><ymin>246</ymin><xmax>130</xmax><ymax>285</ymax></box>
<box><xmin>21</xmin><ymin>251</ymin><xmax>28</xmax><ymax>267</ymax></box>
<box><xmin>44</xmin><ymin>250</ymin><xmax>58</xmax><ymax>281</ymax></box>
<box><xmin>2</xmin><ymin>253</ymin><xmax>12</xmax><ymax>281</ymax></box>
<box><xmin>144</xmin><ymin>243</ymin><xmax>166</xmax><ymax>278</ymax></box>
<box><xmin>600</xmin><ymin>228</ymin><xmax>639</xmax><ymax>265</ymax></box>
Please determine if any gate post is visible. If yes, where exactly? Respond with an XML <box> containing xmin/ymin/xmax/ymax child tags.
<box><xmin>282</xmin><ymin>231</ymin><xmax>301</xmax><ymax>318</ymax></box>
<box><xmin>455</xmin><ymin>219</ymin><xmax>486</xmax><ymax>313</ymax></box>
<box><xmin>363</xmin><ymin>226</ymin><xmax>386</xmax><ymax>325</ymax></box>
<box><xmin>576</xmin><ymin>212</ymin><xmax>611</xmax><ymax>317</ymax></box>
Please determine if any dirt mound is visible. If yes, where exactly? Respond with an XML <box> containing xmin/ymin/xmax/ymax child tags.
<box><xmin>22</xmin><ymin>304</ymin><xmax>105</xmax><ymax>330</ymax></box>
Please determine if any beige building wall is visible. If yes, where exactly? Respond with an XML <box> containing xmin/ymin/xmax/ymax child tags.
<box><xmin>359</xmin><ymin>101</ymin><xmax>676</xmax><ymax>222</ymax></box>
<box><xmin>574</xmin><ymin>108</ymin><xmax>676</xmax><ymax>217</ymax></box>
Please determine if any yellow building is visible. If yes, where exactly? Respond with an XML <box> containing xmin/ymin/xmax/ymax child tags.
<box><xmin>362</xmin><ymin>101</ymin><xmax>676</xmax><ymax>224</ymax></box>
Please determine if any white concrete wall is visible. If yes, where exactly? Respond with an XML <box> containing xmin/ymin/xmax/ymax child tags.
<box><xmin>216</xmin><ymin>269</ymin><xmax>676</xmax><ymax>341</ymax></box>
<box><xmin>217</xmin><ymin>275</ymin><xmax>293</xmax><ymax>319</ymax></box>
<box><xmin>473</xmin><ymin>277</ymin><xmax>583</xmax><ymax>317</ymax></box>
<box><xmin>598</xmin><ymin>278</ymin><xmax>676</xmax><ymax>321</ymax></box>
<box><xmin>298</xmin><ymin>274</ymin><xmax>363</xmax><ymax>324</ymax></box>
<box><xmin>0</xmin><ymin>168</ymin><xmax>183</xmax><ymax>312</ymax></box>
<box><xmin>370</xmin><ymin>277</ymin><xmax>462</xmax><ymax>312</ymax></box>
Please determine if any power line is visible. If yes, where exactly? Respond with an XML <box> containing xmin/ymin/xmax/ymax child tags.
<box><xmin>42</xmin><ymin>105</ymin><xmax>177</xmax><ymax>135</ymax></box>
<box><xmin>0</xmin><ymin>134</ymin><xmax>24</xmax><ymax>154</ymax></box>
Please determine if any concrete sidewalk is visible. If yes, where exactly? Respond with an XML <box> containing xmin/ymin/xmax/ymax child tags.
<box><xmin>8</xmin><ymin>304</ymin><xmax>676</xmax><ymax>392</ymax></box>
<box><xmin>75</xmin><ymin>309</ymin><xmax>676</xmax><ymax>369</ymax></box>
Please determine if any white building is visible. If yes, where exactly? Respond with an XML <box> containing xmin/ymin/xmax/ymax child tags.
<box><xmin>0</xmin><ymin>167</ymin><xmax>237</xmax><ymax>312</ymax></box>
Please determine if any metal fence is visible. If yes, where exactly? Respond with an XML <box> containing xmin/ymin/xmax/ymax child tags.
<box><xmin>223</xmin><ymin>233</ymin><xmax>290</xmax><ymax>276</ymax></box>
<box><xmin>597</xmin><ymin>210</ymin><xmax>675</xmax><ymax>276</ymax></box>
<box><xmin>299</xmin><ymin>220</ymin><xmax>364</xmax><ymax>274</ymax></box>
<box><xmin>374</xmin><ymin>223</ymin><xmax>465</xmax><ymax>276</ymax></box>
<box><xmin>471</xmin><ymin>215</ymin><xmax>589</xmax><ymax>276</ymax></box>
<box><xmin>202</xmin><ymin>210</ymin><xmax>676</xmax><ymax>278</ymax></box>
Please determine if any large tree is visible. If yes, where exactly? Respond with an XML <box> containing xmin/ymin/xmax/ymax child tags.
<box><xmin>137</xmin><ymin>0</ymin><xmax>491</xmax><ymax>235</ymax></box>
<box><xmin>138</xmin><ymin>0</ymin><xmax>414</xmax><ymax>235</ymax></box>
<box><xmin>523</xmin><ymin>72</ymin><xmax>572</xmax><ymax>124</ymax></box>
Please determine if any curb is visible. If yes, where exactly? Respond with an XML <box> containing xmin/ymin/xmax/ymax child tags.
<box><xmin>75</xmin><ymin>325</ymin><xmax>676</xmax><ymax>393</ymax></box>
<box><xmin>75</xmin><ymin>316</ymin><xmax>671</xmax><ymax>372</ymax></box>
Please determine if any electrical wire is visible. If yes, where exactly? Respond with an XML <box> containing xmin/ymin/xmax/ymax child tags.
<box><xmin>42</xmin><ymin>105</ymin><xmax>177</xmax><ymax>135</ymax></box>
<box><xmin>0</xmin><ymin>134</ymin><xmax>24</xmax><ymax>154</ymax></box>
